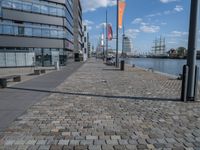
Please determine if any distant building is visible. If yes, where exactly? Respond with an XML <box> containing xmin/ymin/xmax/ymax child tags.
<box><xmin>123</xmin><ymin>36</ymin><xmax>132</xmax><ymax>53</ymax></box>
<box><xmin>73</xmin><ymin>0</ymin><xmax>83</xmax><ymax>61</ymax></box>
<box><xmin>0</xmin><ymin>0</ymin><xmax>74</xmax><ymax>67</ymax></box>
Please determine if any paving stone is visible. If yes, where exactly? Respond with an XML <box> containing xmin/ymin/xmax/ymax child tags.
<box><xmin>17</xmin><ymin>145</ymin><xmax>30</xmax><ymax>150</ymax></box>
<box><xmin>36</xmin><ymin>140</ymin><xmax>47</xmax><ymax>145</ymax></box>
<box><xmin>27</xmin><ymin>145</ymin><xmax>40</xmax><ymax>150</ymax></box>
<box><xmin>62</xmin><ymin>145</ymin><xmax>74</xmax><ymax>150</ymax></box>
<box><xmin>14</xmin><ymin>140</ymin><xmax>26</xmax><ymax>145</ymax></box>
<box><xmin>4</xmin><ymin>140</ymin><xmax>15</xmax><ymax>145</ymax></box>
<box><xmin>26</xmin><ymin>140</ymin><xmax>37</xmax><ymax>145</ymax></box>
<box><xmin>50</xmin><ymin>145</ymin><xmax>63</xmax><ymax>150</ymax></box>
<box><xmin>74</xmin><ymin>145</ymin><xmax>88</xmax><ymax>150</ymax></box>
<box><xmin>106</xmin><ymin>140</ymin><xmax>118</xmax><ymax>145</ymax></box>
<box><xmin>58</xmin><ymin>140</ymin><xmax>69</xmax><ymax>145</ymax></box>
<box><xmin>136</xmin><ymin>144</ymin><xmax>148</xmax><ymax>149</ymax></box>
<box><xmin>126</xmin><ymin>145</ymin><xmax>137</xmax><ymax>150</ymax></box>
<box><xmin>113</xmin><ymin>145</ymin><xmax>127</xmax><ymax>150</ymax></box>
<box><xmin>111</xmin><ymin>136</ymin><xmax>121</xmax><ymax>140</ymax></box>
<box><xmin>80</xmin><ymin>140</ymin><xmax>93</xmax><ymax>145</ymax></box>
<box><xmin>118</xmin><ymin>139</ymin><xmax>128</xmax><ymax>145</ymax></box>
<box><xmin>69</xmin><ymin>140</ymin><xmax>80</xmax><ymax>145</ymax></box>
<box><xmin>102</xmin><ymin>145</ymin><xmax>114</xmax><ymax>150</ymax></box>
<box><xmin>38</xmin><ymin>145</ymin><xmax>51</xmax><ymax>150</ymax></box>
<box><xmin>88</xmin><ymin>145</ymin><xmax>101</xmax><ymax>150</ymax></box>
<box><xmin>94</xmin><ymin>139</ymin><xmax>106</xmax><ymax>145</ymax></box>
<box><xmin>86</xmin><ymin>135</ymin><xmax>98</xmax><ymax>140</ymax></box>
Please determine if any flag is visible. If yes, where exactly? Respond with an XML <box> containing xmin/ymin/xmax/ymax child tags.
<box><xmin>118</xmin><ymin>0</ymin><xmax>126</xmax><ymax>29</ymax></box>
<box><xmin>107</xmin><ymin>24</ymin><xmax>113</xmax><ymax>41</ymax></box>
<box><xmin>101</xmin><ymin>33</ymin><xmax>104</xmax><ymax>47</ymax></box>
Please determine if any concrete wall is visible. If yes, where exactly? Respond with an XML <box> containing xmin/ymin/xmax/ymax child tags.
<box><xmin>0</xmin><ymin>67</ymin><xmax>34</xmax><ymax>76</ymax></box>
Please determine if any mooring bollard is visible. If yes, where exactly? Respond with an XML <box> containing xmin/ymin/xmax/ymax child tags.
<box><xmin>120</xmin><ymin>60</ymin><xmax>125</xmax><ymax>71</ymax></box>
<box><xmin>181</xmin><ymin>65</ymin><xmax>189</xmax><ymax>102</ymax></box>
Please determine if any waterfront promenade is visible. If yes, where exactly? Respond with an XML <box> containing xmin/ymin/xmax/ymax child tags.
<box><xmin>0</xmin><ymin>58</ymin><xmax>200</xmax><ymax>150</ymax></box>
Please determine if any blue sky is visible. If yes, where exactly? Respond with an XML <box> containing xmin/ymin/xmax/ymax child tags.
<box><xmin>80</xmin><ymin>0</ymin><xmax>200</xmax><ymax>54</ymax></box>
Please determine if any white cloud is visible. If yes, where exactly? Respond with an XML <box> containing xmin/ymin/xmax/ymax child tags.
<box><xmin>81</xmin><ymin>0</ymin><xmax>116</xmax><ymax>12</ymax></box>
<box><xmin>161</xmin><ymin>22</ymin><xmax>167</xmax><ymax>25</ymax></box>
<box><xmin>132</xmin><ymin>18</ymin><xmax>143</xmax><ymax>24</ymax></box>
<box><xmin>160</xmin><ymin>0</ymin><xmax>178</xmax><ymax>3</ymax></box>
<box><xmin>147</xmin><ymin>5</ymin><xmax>184</xmax><ymax>18</ymax></box>
<box><xmin>168</xmin><ymin>31</ymin><xmax>188</xmax><ymax>37</ymax></box>
<box><xmin>140</xmin><ymin>25</ymin><xmax>160</xmax><ymax>33</ymax></box>
<box><xmin>125</xmin><ymin>29</ymin><xmax>140</xmax><ymax>39</ymax></box>
<box><xmin>83</xmin><ymin>20</ymin><xmax>94</xmax><ymax>30</ymax></box>
<box><xmin>174</xmin><ymin>5</ymin><xmax>184</xmax><ymax>12</ymax></box>
<box><xmin>83</xmin><ymin>20</ymin><xmax>94</xmax><ymax>25</ymax></box>
<box><xmin>96</xmin><ymin>22</ymin><xmax>106</xmax><ymax>29</ymax></box>
<box><xmin>146</xmin><ymin>13</ymin><xmax>162</xmax><ymax>18</ymax></box>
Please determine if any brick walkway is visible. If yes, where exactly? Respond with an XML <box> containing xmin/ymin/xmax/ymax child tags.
<box><xmin>1</xmin><ymin>58</ymin><xmax>200</xmax><ymax>150</ymax></box>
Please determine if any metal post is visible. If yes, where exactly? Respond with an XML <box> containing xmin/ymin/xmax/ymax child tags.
<box><xmin>194</xmin><ymin>66</ymin><xmax>199</xmax><ymax>101</ymax></box>
<box><xmin>102</xmin><ymin>25</ymin><xmax>105</xmax><ymax>61</ymax></box>
<box><xmin>122</xmin><ymin>24</ymin><xmax>125</xmax><ymax>58</ymax></box>
<box><xmin>181</xmin><ymin>65</ymin><xmax>189</xmax><ymax>102</ymax></box>
<box><xmin>106</xmin><ymin>10</ymin><xmax>108</xmax><ymax>62</ymax></box>
<box><xmin>116</xmin><ymin>0</ymin><xmax>119</xmax><ymax>67</ymax></box>
<box><xmin>186</xmin><ymin>0</ymin><xmax>200</xmax><ymax>101</ymax></box>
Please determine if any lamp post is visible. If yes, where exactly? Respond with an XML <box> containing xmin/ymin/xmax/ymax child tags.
<box><xmin>106</xmin><ymin>10</ymin><xmax>108</xmax><ymax>61</ymax></box>
<box><xmin>186</xmin><ymin>0</ymin><xmax>200</xmax><ymax>101</ymax></box>
<box><xmin>116</xmin><ymin>0</ymin><xmax>119</xmax><ymax>67</ymax></box>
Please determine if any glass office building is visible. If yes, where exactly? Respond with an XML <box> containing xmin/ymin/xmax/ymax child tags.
<box><xmin>0</xmin><ymin>0</ymin><xmax>74</xmax><ymax>67</ymax></box>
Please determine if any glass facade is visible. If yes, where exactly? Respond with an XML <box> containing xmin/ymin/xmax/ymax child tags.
<box><xmin>0</xmin><ymin>0</ymin><xmax>75</xmax><ymax>67</ymax></box>
<box><xmin>1</xmin><ymin>0</ymin><xmax>74</xmax><ymax>33</ymax></box>
<box><xmin>0</xmin><ymin>48</ymin><xmax>68</xmax><ymax>67</ymax></box>
<box><xmin>0</xmin><ymin>20</ymin><xmax>74</xmax><ymax>42</ymax></box>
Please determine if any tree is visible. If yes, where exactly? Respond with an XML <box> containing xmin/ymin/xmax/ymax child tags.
<box><xmin>176</xmin><ymin>47</ymin><xmax>187</xmax><ymax>57</ymax></box>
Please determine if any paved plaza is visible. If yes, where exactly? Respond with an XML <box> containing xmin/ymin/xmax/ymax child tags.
<box><xmin>0</xmin><ymin>58</ymin><xmax>200</xmax><ymax>150</ymax></box>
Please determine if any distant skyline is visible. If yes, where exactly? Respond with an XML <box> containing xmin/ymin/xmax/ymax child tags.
<box><xmin>80</xmin><ymin>0</ymin><xmax>200</xmax><ymax>54</ymax></box>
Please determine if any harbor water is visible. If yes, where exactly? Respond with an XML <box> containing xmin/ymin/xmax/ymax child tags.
<box><xmin>125</xmin><ymin>58</ymin><xmax>200</xmax><ymax>78</ymax></box>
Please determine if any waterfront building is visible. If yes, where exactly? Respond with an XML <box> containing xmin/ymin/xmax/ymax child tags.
<box><xmin>0</xmin><ymin>0</ymin><xmax>74</xmax><ymax>67</ymax></box>
<box><xmin>73</xmin><ymin>0</ymin><xmax>83</xmax><ymax>61</ymax></box>
<box><xmin>123</xmin><ymin>36</ymin><xmax>132</xmax><ymax>53</ymax></box>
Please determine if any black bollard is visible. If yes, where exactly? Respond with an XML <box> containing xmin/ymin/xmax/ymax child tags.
<box><xmin>120</xmin><ymin>60</ymin><xmax>125</xmax><ymax>71</ymax></box>
<box><xmin>181</xmin><ymin>65</ymin><xmax>189</xmax><ymax>102</ymax></box>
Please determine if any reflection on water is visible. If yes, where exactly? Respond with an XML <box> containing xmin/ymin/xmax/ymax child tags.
<box><xmin>126</xmin><ymin>58</ymin><xmax>200</xmax><ymax>77</ymax></box>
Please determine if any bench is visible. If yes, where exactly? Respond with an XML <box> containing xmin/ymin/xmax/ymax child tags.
<box><xmin>0</xmin><ymin>75</ymin><xmax>21</xmax><ymax>88</ymax></box>
<box><xmin>34</xmin><ymin>69</ymin><xmax>46</xmax><ymax>75</ymax></box>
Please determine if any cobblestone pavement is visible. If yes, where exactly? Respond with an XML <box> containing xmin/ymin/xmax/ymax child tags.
<box><xmin>1</xmin><ymin>58</ymin><xmax>200</xmax><ymax>150</ymax></box>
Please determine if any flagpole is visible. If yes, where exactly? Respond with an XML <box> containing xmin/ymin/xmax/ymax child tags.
<box><xmin>122</xmin><ymin>23</ymin><xmax>125</xmax><ymax>58</ymax></box>
<box><xmin>106</xmin><ymin>9</ymin><xmax>108</xmax><ymax>61</ymax></box>
<box><xmin>116</xmin><ymin>0</ymin><xmax>119</xmax><ymax>67</ymax></box>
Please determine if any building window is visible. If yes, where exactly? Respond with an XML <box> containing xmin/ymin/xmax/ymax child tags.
<box><xmin>12</xmin><ymin>1</ymin><xmax>22</xmax><ymax>10</ymax></box>
<box><xmin>42</xmin><ymin>29</ymin><xmax>50</xmax><ymax>37</ymax></box>
<box><xmin>23</xmin><ymin>2</ymin><xmax>32</xmax><ymax>11</ymax></box>
<box><xmin>33</xmin><ymin>28</ymin><xmax>41</xmax><ymax>36</ymax></box>
<box><xmin>3</xmin><ymin>25</ymin><xmax>13</xmax><ymax>34</ymax></box>
<box><xmin>49</xmin><ymin>6</ymin><xmax>57</xmax><ymax>15</ymax></box>
<box><xmin>50</xmin><ymin>30</ymin><xmax>58</xmax><ymax>38</ymax></box>
<box><xmin>57</xmin><ymin>8</ymin><xmax>63</xmax><ymax>16</ymax></box>
<box><xmin>41</xmin><ymin>5</ymin><xmax>48</xmax><ymax>14</ymax></box>
<box><xmin>25</xmin><ymin>27</ymin><xmax>32</xmax><ymax>36</ymax></box>
<box><xmin>18</xmin><ymin>26</ymin><xmax>24</xmax><ymax>35</ymax></box>
<box><xmin>32</xmin><ymin>4</ymin><xmax>40</xmax><ymax>13</ymax></box>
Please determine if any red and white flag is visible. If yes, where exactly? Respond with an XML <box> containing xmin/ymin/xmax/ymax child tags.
<box><xmin>107</xmin><ymin>24</ymin><xmax>113</xmax><ymax>41</ymax></box>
